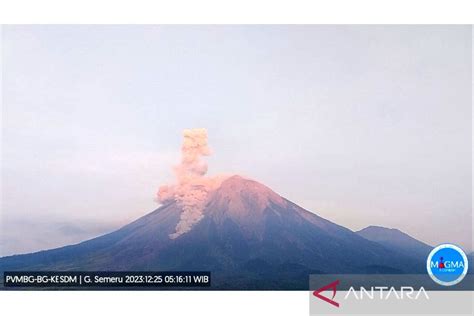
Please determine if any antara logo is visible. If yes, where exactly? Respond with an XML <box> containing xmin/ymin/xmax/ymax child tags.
<box><xmin>312</xmin><ymin>280</ymin><xmax>340</xmax><ymax>307</ymax></box>
<box><xmin>312</xmin><ymin>281</ymin><xmax>429</xmax><ymax>308</ymax></box>
<box><xmin>344</xmin><ymin>286</ymin><xmax>429</xmax><ymax>300</ymax></box>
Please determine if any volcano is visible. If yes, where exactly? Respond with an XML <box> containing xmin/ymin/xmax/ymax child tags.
<box><xmin>356</xmin><ymin>226</ymin><xmax>432</xmax><ymax>260</ymax></box>
<box><xmin>0</xmin><ymin>175</ymin><xmax>427</xmax><ymax>289</ymax></box>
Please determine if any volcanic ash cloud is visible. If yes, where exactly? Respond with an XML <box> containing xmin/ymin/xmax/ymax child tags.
<box><xmin>157</xmin><ymin>128</ymin><xmax>224</xmax><ymax>239</ymax></box>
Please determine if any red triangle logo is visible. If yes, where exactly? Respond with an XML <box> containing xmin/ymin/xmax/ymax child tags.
<box><xmin>312</xmin><ymin>280</ymin><xmax>340</xmax><ymax>307</ymax></box>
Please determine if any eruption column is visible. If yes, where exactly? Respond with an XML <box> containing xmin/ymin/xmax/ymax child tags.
<box><xmin>158</xmin><ymin>128</ymin><xmax>221</xmax><ymax>239</ymax></box>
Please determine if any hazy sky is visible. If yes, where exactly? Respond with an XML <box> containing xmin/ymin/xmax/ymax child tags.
<box><xmin>1</xmin><ymin>25</ymin><xmax>472</xmax><ymax>256</ymax></box>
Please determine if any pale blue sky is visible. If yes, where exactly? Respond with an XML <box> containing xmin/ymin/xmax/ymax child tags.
<box><xmin>1</xmin><ymin>25</ymin><xmax>472</xmax><ymax>256</ymax></box>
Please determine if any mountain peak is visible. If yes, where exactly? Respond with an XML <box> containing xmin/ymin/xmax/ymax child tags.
<box><xmin>356</xmin><ymin>225</ymin><xmax>432</xmax><ymax>257</ymax></box>
<box><xmin>360</xmin><ymin>225</ymin><xmax>402</xmax><ymax>234</ymax></box>
<box><xmin>356</xmin><ymin>225</ymin><xmax>416</xmax><ymax>242</ymax></box>
<box><xmin>207</xmin><ymin>175</ymin><xmax>287</xmax><ymax>223</ymax></box>
<box><xmin>219</xmin><ymin>174</ymin><xmax>269</xmax><ymax>191</ymax></box>
<box><xmin>218</xmin><ymin>175</ymin><xmax>286</xmax><ymax>206</ymax></box>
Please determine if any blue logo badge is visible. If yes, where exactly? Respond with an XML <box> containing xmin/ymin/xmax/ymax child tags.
<box><xmin>426</xmin><ymin>244</ymin><xmax>468</xmax><ymax>286</ymax></box>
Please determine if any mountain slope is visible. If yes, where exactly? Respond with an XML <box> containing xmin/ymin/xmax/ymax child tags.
<box><xmin>0</xmin><ymin>175</ymin><xmax>426</xmax><ymax>289</ymax></box>
<box><xmin>356</xmin><ymin>225</ymin><xmax>432</xmax><ymax>259</ymax></box>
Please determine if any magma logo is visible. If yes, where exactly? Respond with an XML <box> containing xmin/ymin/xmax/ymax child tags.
<box><xmin>427</xmin><ymin>244</ymin><xmax>468</xmax><ymax>286</ymax></box>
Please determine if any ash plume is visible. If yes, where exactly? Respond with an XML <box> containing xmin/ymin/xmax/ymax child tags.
<box><xmin>157</xmin><ymin>128</ymin><xmax>225</xmax><ymax>239</ymax></box>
